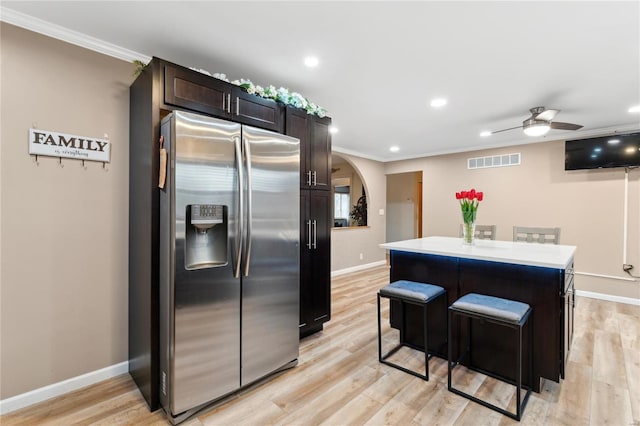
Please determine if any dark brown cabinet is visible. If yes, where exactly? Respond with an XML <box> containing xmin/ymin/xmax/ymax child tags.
<box><xmin>309</xmin><ymin>116</ymin><xmax>331</xmax><ymax>189</ymax></box>
<box><xmin>287</xmin><ymin>106</ymin><xmax>332</xmax><ymax>337</ymax></box>
<box><xmin>163</xmin><ymin>62</ymin><xmax>284</xmax><ymax>133</ymax></box>
<box><xmin>233</xmin><ymin>87</ymin><xmax>284</xmax><ymax>132</ymax></box>
<box><xmin>164</xmin><ymin>63</ymin><xmax>230</xmax><ymax>119</ymax></box>
<box><xmin>286</xmin><ymin>107</ymin><xmax>331</xmax><ymax>190</ymax></box>
<box><xmin>299</xmin><ymin>190</ymin><xmax>332</xmax><ymax>337</ymax></box>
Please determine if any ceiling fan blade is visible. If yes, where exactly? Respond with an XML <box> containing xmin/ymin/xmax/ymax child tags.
<box><xmin>550</xmin><ymin>121</ymin><xmax>583</xmax><ymax>130</ymax></box>
<box><xmin>534</xmin><ymin>109</ymin><xmax>560</xmax><ymax>121</ymax></box>
<box><xmin>491</xmin><ymin>126</ymin><xmax>522</xmax><ymax>135</ymax></box>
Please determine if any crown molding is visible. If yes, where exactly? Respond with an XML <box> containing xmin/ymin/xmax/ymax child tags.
<box><xmin>0</xmin><ymin>6</ymin><xmax>151</xmax><ymax>63</ymax></box>
<box><xmin>332</xmin><ymin>145</ymin><xmax>386</xmax><ymax>163</ymax></box>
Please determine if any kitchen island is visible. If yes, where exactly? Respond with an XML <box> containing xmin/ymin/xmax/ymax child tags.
<box><xmin>379</xmin><ymin>236</ymin><xmax>576</xmax><ymax>392</ymax></box>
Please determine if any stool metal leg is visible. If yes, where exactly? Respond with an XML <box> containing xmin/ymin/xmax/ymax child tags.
<box><xmin>377</xmin><ymin>294</ymin><xmax>382</xmax><ymax>362</ymax></box>
<box><xmin>447</xmin><ymin>308</ymin><xmax>453</xmax><ymax>389</ymax></box>
<box><xmin>424</xmin><ymin>302</ymin><xmax>429</xmax><ymax>381</ymax></box>
<box><xmin>517</xmin><ymin>321</ymin><xmax>522</xmax><ymax>420</ymax></box>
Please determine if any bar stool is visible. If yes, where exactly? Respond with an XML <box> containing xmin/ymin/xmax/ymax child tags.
<box><xmin>448</xmin><ymin>293</ymin><xmax>532</xmax><ymax>421</ymax></box>
<box><xmin>377</xmin><ymin>280</ymin><xmax>447</xmax><ymax>381</ymax></box>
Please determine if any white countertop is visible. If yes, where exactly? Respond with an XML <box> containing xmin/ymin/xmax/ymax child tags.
<box><xmin>380</xmin><ymin>236</ymin><xmax>576</xmax><ymax>269</ymax></box>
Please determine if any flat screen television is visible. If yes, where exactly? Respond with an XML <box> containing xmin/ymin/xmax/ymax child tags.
<box><xmin>565</xmin><ymin>132</ymin><xmax>640</xmax><ymax>170</ymax></box>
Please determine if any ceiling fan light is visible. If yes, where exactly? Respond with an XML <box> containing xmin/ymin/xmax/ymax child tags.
<box><xmin>523</xmin><ymin>121</ymin><xmax>550</xmax><ymax>137</ymax></box>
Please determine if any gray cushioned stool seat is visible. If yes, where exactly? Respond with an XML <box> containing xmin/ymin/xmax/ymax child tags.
<box><xmin>379</xmin><ymin>280</ymin><xmax>445</xmax><ymax>303</ymax></box>
<box><xmin>451</xmin><ymin>293</ymin><xmax>530</xmax><ymax>323</ymax></box>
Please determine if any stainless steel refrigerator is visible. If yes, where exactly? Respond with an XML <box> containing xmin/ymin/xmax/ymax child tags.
<box><xmin>158</xmin><ymin>110</ymin><xmax>300</xmax><ymax>423</ymax></box>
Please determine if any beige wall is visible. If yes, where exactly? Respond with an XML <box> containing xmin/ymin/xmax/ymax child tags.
<box><xmin>0</xmin><ymin>23</ymin><xmax>133</xmax><ymax>398</ymax></box>
<box><xmin>331</xmin><ymin>153</ymin><xmax>386</xmax><ymax>272</ymax></box>
<box><xmin>386</xmin><ymin>140</ymin><xmax>640</xmax><ymax>299</ymax></box>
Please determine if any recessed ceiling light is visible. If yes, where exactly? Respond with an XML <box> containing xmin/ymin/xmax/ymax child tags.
<box><xmin>329</xmin><ymin>126</ymin><xmax>338</xmax><ymax>134</ymax></box>
<box><xmin>625</xmin><ymin>147</ymin><xmax>635</xmax><ymax>154</ymax></box>
<box><xmin>304</xmin><ymin>56</ymin><xmax>319</xmax><ymax>67</ymax></box>
<box><xmin>480</xmin><ymin>131</ymin><xmax>492</xmax><ymax>137</ymax></box>
<box><xmin>628</xmin><ymin>105</ymin><xmax>640</xmax><ymax>113</ymax></box>
<box><xmin>594</xmin><ymin>147</ymin><xmax>602</xmax><ymax>152</ymax></box>
<box><xmin>389</xmin><ymin>146</ymin><xmax>400</xmax><ymax>152</ymax></box>
<box><xmin>608</xmin><ymin>139</ymin><xmax>620</xmax><ymax>145</ymax></box>
<box><xmin>430</xmin><ymin>98</ymin><xmax>447</xmax><ymax>108</ymax></box>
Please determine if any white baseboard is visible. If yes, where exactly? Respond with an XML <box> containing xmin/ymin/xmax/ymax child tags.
<box><xmin>0</xmin><ymin>361</ymin><xmax>129</xmax><ymax>415</ymax></box>
<box><xmin>331</xmin><ymin>260</ymin><xmax>387</xmax><ymax>277</ymax></box>
<box><xmin>576</xmin><ymin>290</ymin><xmax>640</xmax><ymax>306</ymax></box>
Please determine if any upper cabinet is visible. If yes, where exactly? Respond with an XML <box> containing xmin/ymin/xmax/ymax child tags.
<box><xmin>164</xmin><ymin>63</ymin><xmax>230</xmax><ymax>118</ymax></box>
<box><xmin>286</xmin><ymin>106</ymin><xmax>332</xmax><ymax>190</ymax></box>
<box><xmin>310</xmin><ymin>116</ymin><xmax>331</xmax><ymax>190</ymax></box>
<box><xmin>163</xmin><ymin>62</ymin><xmax>284</xmax><ymax>133</ymax></box>
<box><xmin>233</xmin><ymin>87</ymin><xmax>284</xmax><ymax>132</ymax></box>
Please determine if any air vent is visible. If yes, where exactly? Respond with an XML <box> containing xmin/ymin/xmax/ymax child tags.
<box><xmin>468</xmin><ymin>153</ymin><xmax>521</xmax><ymax>170</ymax></box>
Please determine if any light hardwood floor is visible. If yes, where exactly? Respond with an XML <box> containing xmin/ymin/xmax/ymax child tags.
<box><xmin>2</xmin><ymin>265</ymin><xmax>639</xmax><ymax>425</ymax></box>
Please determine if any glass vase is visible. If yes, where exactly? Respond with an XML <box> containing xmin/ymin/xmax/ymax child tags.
<box><xmin>462</xmin><ymin>221</ymin><xmax>475</xmax><ymax>245</ymax></box>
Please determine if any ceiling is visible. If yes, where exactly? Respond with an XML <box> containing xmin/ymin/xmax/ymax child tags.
<box><xmin>2</xmin><ymin>1</ymin><xmax>639</xmax><ymax>162</ymax></box>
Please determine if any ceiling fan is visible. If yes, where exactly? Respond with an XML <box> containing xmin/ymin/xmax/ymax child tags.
<box><xmin>491</xmin><ymin>106</ymin><xmax>583</xmax><ymax>137</ymax></box>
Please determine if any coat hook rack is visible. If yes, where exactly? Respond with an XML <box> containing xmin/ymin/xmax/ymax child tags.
<box><xmin>28</xmin><ymin>127</ymin><xmax>111</xmax><ymax>170</ymax></box>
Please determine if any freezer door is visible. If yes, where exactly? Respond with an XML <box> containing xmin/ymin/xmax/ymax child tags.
<box><xmin>241</xmin><ymin>126</ymin><xmax>300</xmax><ymax>385</ymax></box>
<box><xmin>161</xmin><ymin>111</ymin><xmax>243</xmax><ymax>416</ymax></box>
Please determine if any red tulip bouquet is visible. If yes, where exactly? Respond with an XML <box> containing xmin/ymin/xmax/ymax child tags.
<box><xmin>456</xmin><ymin>188</ymin><xmax>484</xmax><ymax>244</ymax></box>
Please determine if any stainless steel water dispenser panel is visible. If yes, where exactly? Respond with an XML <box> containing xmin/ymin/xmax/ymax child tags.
<box><xmin>185</xmin><ymin>204</ymin><xmax>228</xmax><ymax>270</ymax></box>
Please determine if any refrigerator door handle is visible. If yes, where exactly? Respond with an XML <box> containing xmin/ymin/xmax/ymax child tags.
<box><xmin>243</xmin><ymin>137</ymin><xmax>253</xmax><ymax>277</ymax></box>
<box><xmin>234</xmin><ymin>136</ymin><xmax>243</xmax><ymax>278</ymax></box>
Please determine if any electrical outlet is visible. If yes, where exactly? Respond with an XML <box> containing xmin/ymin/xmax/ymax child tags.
<box><xmin>623</xmin><ymin>264</ymin><xmax>634</xmax><ymax>272</ymax></box>
<box><xmin>359</xmin><ymin>253</ymin><xmax>364</xmax><ymax>260</ymax></box>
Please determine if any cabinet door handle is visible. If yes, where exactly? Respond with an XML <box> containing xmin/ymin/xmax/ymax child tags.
<box><xmin>306</xmin><ymin>170</ymin><xmax>312</xmax><ymax>186</ymax></box>
<box><xmin>313</xmin><ymin>170</ymin><xmax>317</xmax><ymax>186</ymax></box>
<box><xmin>307</xmin><ymin>220</ymin><xmax>312</xmax><ymax>249</ymax></box>
<box><xmin>236</xmin><ymin>96</ymin><xmax>240</xmax><ymax>116</ymax></box>
<box><xmin>312</xmin><ymin>219</ymin><xmax>317</xmax><ymax>249</ymax></box>
<box><xmin>227</xmin><ymin>93</ymin><xmax>231</xmax><ymax>114</ymax></box>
